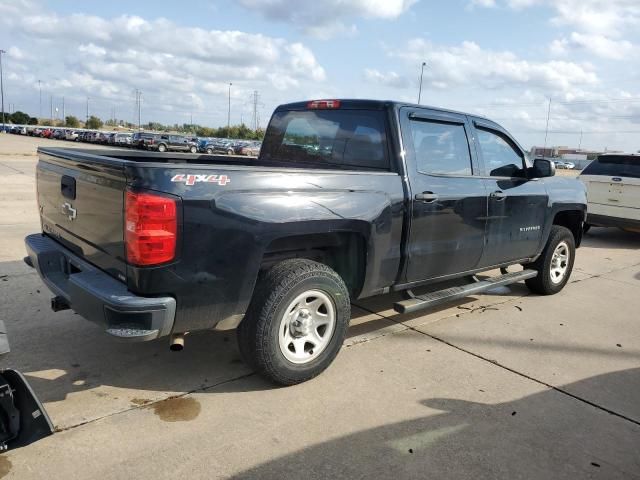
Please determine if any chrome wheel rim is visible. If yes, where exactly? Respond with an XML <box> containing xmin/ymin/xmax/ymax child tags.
<box><xmin>550</xmin><ymin>241</ymin><xmax>570</xmax><ymax>284</ymax></box>
<box><xmin>278</xmin><ymin>290</ymin><xmax>336</xmax><ymax>364</ymax></box>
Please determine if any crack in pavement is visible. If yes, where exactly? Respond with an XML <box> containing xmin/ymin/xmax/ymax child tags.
<box><xmin>54</xmin><ymin>372</ymin><xmax>256</xmax><ymax>434</ymax></box>
<box><xmin>353</xmin><ymin>267</ymin><xmax>640</xmax><ymax>428</ymax></box>
<box><xmin>0</xmin><ymin>160</ymin><xmax>32</xmax><ymax>176</ymax></box>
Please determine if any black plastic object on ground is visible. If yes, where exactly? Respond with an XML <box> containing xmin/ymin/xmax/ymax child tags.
<box><xmin>0</xmin><ymin>321</ymin><xmax>55</xmax><ymax>451</ymax></box>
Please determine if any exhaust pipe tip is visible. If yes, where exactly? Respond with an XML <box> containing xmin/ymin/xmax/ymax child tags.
<box><xmin>169</xmin><ymin>334</ymin><xmax>185</xmax><ymax>352</ymax></box>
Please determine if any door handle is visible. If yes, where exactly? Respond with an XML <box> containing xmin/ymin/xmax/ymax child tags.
<box><xmin>490</xmin><ymin>191</ymin><xmax>507</xmax><ymax>201</ymax></box>
<box><xmin>415</xmin><ymin>192</ymin><xmax>439</xmax><ymax>203</ymax></box>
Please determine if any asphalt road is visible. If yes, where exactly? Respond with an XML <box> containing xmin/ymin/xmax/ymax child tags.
<box><xmin>0</xmin><ymin>134</ymin><xmax>639</xmax><ymax>479</ymax></box>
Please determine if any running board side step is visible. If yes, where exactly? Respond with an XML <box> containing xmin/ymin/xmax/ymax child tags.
<box><xmin>393</xmin><ymin>269</ymin><xmax>538</xmax><ymax>315</ymax></box>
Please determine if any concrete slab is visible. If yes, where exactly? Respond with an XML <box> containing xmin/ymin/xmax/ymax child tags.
<box><xmin>413</xmin><ymin>272</ymin><xmax>640</xmax><ymax>422</ymax></box>
<box><xmin>577</xmin><ymin>227</ymin><xmax>640</xmax><ymax>276</ymax></box>
<box><xmin>3</xmin><ymin>329</ymin><xmax>639</xmax><ymax>479</ymax></box>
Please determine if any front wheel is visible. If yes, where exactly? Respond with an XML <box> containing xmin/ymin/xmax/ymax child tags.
<box><xmin>227</xmin><ymin>149</ymin><xmax>234</xmax><ymax>155</ymax></box>
<box><xmin>524</xmin><ymin>225</ymin><xmax>575</xmax><ymax>295</ymax></box>
<box><xmin>157</xmin><ymin>144</ymin><xmax>167</xmax><ymax>152</ymax></box>
<box><xmin>237</xmin><ymin>259</ymin><xmax>350</xmax><ymax>385</ymax></box>
<box><xmin>190</xmin><ymin>146</ymin><xmax>197</xmax><ymax>153</ymax></box>
<box><xmin>206</xmin><ymin>148</ymin><xmax>213</xmax><ymax>154</ymax></box>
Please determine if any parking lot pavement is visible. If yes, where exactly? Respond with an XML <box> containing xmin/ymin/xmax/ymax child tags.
<box><xmin>1</xmin><ymin>136</ymin><xmax>639</xmax><ymax>479</ymax></box>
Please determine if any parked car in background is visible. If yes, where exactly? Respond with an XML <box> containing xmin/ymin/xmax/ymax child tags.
<box><xmin>580</xmin><ymin>154</ymin><xmax>640</xmax><ymax>233</ymax></box>
<box><xmin>97</xmin><ymin>132</ymin><xmax>111</xmax><ymax>144</ymax></box>
<box><xmin>240</xmin><ymin>142</ymin><xmax>261</xmax><ymax>156</ymax></box>
<box><xmin>555</xmin><ymin>160</ymin><xmax>575</xmax><ymax>170</ymax></box>
<box><xmin>147</xmin><ymin>134</ymin><xmax>198</xmax><ymax>153</ymax></box>
<box><xmin>231</xmin><ymin>140</ymin><xmax>250</xmax><ymax>155</ymax></box>
<box><xmin>114</xmin><ymin>133</ymin><xmax>133</xmax><ymax>147</ymax></box>
<box><xmin>10</xmin><ymin>126</ymin><xmax>27</xmax><ymax>135</ymax></box>
<box><xmin>554</xmin><ymin>160</ymin><xmax>567</xmax><ymax>169</ymax></box>
<box><xmin>85</xmin><ymin>131</ymin><xmax>99</xmax><ymax>143</ymax></box>
<box><xmin>65</xmin><ymin>130</ymin><xmax>79</xmax><ymax>141</ymax></box>
<box><xmin>202</xmin><ymin>139</ymin><xmax>235</xmax><ymax>155</ymax></box>
<box><xmin>41</xmin><ymin>128</ymin><xmax>53</xmax><ymax>138</ymax></box>
<box><xmin>52</xmin><ymin>129</ymin><xmax>66</xmax><ymax>140</ymax></box>
<box><xmin>132</xmin><ymin>132</ymin><xmax>160</xmax><ymax>149</ymax></box>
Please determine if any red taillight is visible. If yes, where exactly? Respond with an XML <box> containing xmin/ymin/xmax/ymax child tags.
<box><xmin>125</xmin><ymin>191</ymin><xmax>177</xmax><ymax>266</ymax></box>
<box><xmin>307</xmin><ymin>99</ymin><xmax>341</xmax><ymax>109</ymax></box>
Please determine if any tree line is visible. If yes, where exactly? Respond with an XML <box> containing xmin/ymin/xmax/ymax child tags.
<box><xmin>3</xmin><ymin>110</ymin><xmax>265</xmax><ymax>140</ymax></box>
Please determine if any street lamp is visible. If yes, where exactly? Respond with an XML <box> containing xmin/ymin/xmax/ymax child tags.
<box><xmin>0</xmin><ymin>49</ymin><xmax>5</xmax><ymax>132</ymax></box>
<box><xmin>417</xmin><ymin>61</ymin><xmax>427</xmax><ymax>104</ymax></box>
<box><xmin>227</xmin><ymin>82</ymin><xmax>232</xmax><ymax>137</ymax></box>
<box><xmin>38</xmin><ymin>79</ymin><xmax>42</xmax><ymax>120</ymax></box>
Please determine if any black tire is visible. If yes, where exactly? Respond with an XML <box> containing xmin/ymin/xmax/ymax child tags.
<box><xmin>237</xmin><ymin>259</ymin><xmax>350</xmax><ymax>386</ymax></box>
<box><xmin>190</xmin><ymin>146</ymin><xmax>197</xmax><ymax>153</ymax></box>
<box><xmin>227</xmin><ymin>149</ymin><xmax>234</xmax><ymax>155</ymax></box>
<box><xmin>158</xmin><ymin>144</ymin><xmax>167</xmax><ymax>152</ymax></box>
<box><xmin>206</xmin><ymin>148</ymin><xmax>213</xmax><ymax>154</ymax></box>
<box><xmin>524</xmin><ymin>225</ymin><xmax>575</xmax><ymax>295</ymax></box>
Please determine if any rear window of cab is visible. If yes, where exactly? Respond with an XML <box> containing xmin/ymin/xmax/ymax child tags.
<box><xmin>582</xmin><ymin>155</ymin><xmax>640</xmax><ymax>179</ymax></box>
<box><xmin>260</xmin><ymin>109</ymin><xmax>389</xmax><ymax>171</ymax></box>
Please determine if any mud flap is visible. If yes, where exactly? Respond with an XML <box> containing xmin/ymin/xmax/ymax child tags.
<box><xmin>0</xmin><ymin>321</ymin><xmax>54</xmax><ymax>451</ymax></box>
<box><xmin>0</xmin><ymin>369</ymin><xmax>55</xmax><ymax>450</ymax></box>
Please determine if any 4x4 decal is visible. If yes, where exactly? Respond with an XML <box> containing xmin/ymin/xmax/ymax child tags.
<box><xmin>171</xmin><ymin>174</ymin><xmax>230</xmax><ymax>186</ymax></box>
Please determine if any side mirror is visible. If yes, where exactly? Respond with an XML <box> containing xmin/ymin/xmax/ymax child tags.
<box><xmin>531</xmin><ymin>158</ymin><xmax>555</xmax><ymax>178</ymax></box>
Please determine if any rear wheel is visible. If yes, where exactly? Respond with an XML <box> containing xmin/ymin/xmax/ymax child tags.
<box><xmin>237</xmin><ymin>259</ymin><xmax>350</xmax><ymax>385</ymax></box>
<box><xmin>227</xmin><ymin>149</ymin><xmax>234</xmax><ymax>155</ymax></box>
<box><xmin>524</xmin><ymin>225</ymin><xmax>575</xmax><ymax>295</ymax></box>
<box><xmin>158</xmin><ymin>144</ymin><xmax>167</xmax><ymax>152</ymax></box>
<box><xmin>190</xmin><ymin>146</ymin><xmax>197</xmax><ymax>153</ymax></box>
<box><xmin>206</xmin><ymin>148</ymin><xmax>213</xmax><ymax>154</ymax></box>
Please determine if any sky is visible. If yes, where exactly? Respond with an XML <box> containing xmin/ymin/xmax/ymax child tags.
<box><xmin>1</xmin><ymin>0</ymin><xmax>639</xmax><ymax>151</ymax></box>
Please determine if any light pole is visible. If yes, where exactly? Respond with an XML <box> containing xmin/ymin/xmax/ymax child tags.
<box><xmin>227</xmin><ymin>82</ymin><xmax>232</xmax><ymax>137</ymax></box>
<box><xmin>0</xmin><ymin>49</ymin><xmax>5</xmax><ymax>132</ymax></box>
<box><xmin>38</xmin><ymin>80</ymin><xmax>42</xmax><ymax>120</ymax></box>
<box><xmin>417</xmin><ymin>61</ymin><xmax>427</xmax><ymax>104</ymax></box>
<box><xmin>86</xmin><ymin>96</ymin><xmax>90</xmax><ymax>126</ymax></box>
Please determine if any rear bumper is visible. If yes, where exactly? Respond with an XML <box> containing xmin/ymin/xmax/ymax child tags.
<box><xmin>587</xmin><ymin>214</ymin><xmax>640</xmax><ymax>230</ymax></box>
<box><xmin>24</xmin><ymin>234</ymin><xmax>176</xmax><ymax>342</ymax></box>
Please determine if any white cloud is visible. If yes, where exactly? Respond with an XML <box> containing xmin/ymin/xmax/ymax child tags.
<box><xmin>237</xmin><ymin>0</ymin><xmax>417</xmax><ymax>38</ymax></box>
<box><xmin>549</xmin><ymin>0</ymin><xmax>640</xmax><ymax>36</ymax></box>
<box><xmin>397</xmin><ymin>39</ymin><xmax>598</xmax><ymax>92</ymax></box>
<box><xmin>470</xmin><ymin>0</ymin><xmax>640</xmax><ymax>35</ymax></box>
<box><xmin>364</xmin><ymin>69</ymin><xmax>410</xmax><ymax>88</ymax></box>
<box><xmin>0</xmin><ymin>2</ymin><xmax>328</xmax><ymax>125</ymax></box>
<box><xmin>468</xmin><ymin>0</ymin><xmax>497</xmax><ymax>8</ymax></box>
<box><xmin>550</xmin><ymin>32</ymin><xmax>635</xmax><ymax>60</ymax></box>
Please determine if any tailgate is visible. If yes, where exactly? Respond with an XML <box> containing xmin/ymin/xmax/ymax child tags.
<box><xmin>619</xmin><ymin>177</ymin><xmax>640</xmax><ymax>212</ymax></box>
<box><xmin>37</xmin><ymin>149</ymin><xmax>127</xmax><ymax>281</ymax></box>
<box><xmin>581</xmin><ymin>174</ymin><xmax>623</xmax><ymax>207</ymax></box>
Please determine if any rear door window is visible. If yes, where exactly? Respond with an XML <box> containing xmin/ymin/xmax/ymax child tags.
<box><xmin>261</xmin><ymin>109</ymin><xmax>389</xmax><ymax>170</ymax></box>
<box><xmin>582</xmin><ymin>156</ymin><xmax>640</xmax><ymax>179</ymax></box>
<box><xmin>409</xmin><ymin>119</ymin><xmax>472</xmax><ymax>176</ymax></box>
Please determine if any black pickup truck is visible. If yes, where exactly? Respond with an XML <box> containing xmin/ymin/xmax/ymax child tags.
<box><xmin>25</xmin><ymin>99</ymin><xmax>587</xmax><ymax>385</ymax></box>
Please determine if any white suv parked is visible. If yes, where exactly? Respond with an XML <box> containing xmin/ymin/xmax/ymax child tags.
<box><xmin>579</xmin><ymin>154</ymin><xmax>640</xmax><ymax>232</ymax></box>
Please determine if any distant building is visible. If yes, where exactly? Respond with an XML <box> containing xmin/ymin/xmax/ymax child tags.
<box><xmin>530</xmin><ymin>145</ymin><xmax>602</xmax><ymax>160</ymax></box>
<box><xmin>530</xmin><ymin>146</ymin><xmax>555</xmax><ymax>158</ymax></box>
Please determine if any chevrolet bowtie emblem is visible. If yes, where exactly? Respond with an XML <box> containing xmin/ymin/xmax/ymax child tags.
<box><xmin>62</xmin><ymin>202</ymin><xmax>77</xmax><ymax>221</ymax></box>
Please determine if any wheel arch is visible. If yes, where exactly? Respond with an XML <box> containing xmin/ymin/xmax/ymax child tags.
<box><xmin>552</xmin><ymin>209</ymin><xmax>584</xmax><ymax>247</ymax></box>
<box><xmin>260</xmin><ymin>231</ymin><xmax>368</xmax><ymax>299</ymax></box>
